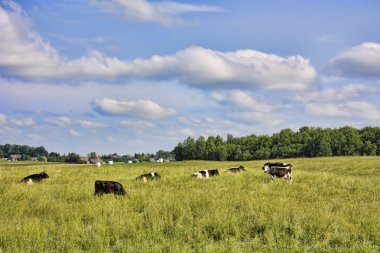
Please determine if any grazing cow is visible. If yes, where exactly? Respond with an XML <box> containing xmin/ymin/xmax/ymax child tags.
<box><xmin>262</xmin><ymin>162</ymin><xmax>292</xmax><ymax>183</ymax></box>
<box><xmin>225</xmin><ymin>166</ymin><xmax>246</xmax><ymax>173</ymax></box>
<box><xmin>136</xmin><ymin>172</ymin><xmax>161</xmax><ymax>182</ymax></box>
<box><xmin>192</xmin><ymin>169</ymin><xmax>219</xmax><ymax>178</ymax></box>
<box><xmin>94</xmin><ymin>180</ymin><xmax>127</xmax><ymax>196</ymax></box>
<box><xmin>20</xmin><ymin>171</ymin><xmax>49</xmax><ymax>184</ymax></box>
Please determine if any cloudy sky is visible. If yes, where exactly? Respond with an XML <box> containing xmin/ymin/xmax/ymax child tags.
<box><xmin>1</xmin><ymin>0</ymin><xmax>380</xmax><ymax>155</ymax></box>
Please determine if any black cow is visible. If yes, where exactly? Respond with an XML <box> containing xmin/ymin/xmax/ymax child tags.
<box><xmin>225</xmin><ymin>166</ymin><xmax>246</xmax><ymax>173</ymax></box>
<box><xmin>20</xmin><ymin>171</ymin><xmax>49</xmax><ymax>184</ymax></box>
<box><xmin>136</xmin><ymin>172</ymin><xmax>161</xmax><ymax>182</ymax></box>
<box><xmin>94</xmin><ymin>180</ymin><xmax>127</xmax><ymax>196</ymax></box>
<box><xmin>262</xmin><ymin>162</ymin><xmax>292</xmax><ymax>183</ymax></box>
<box><xmin>192</xmin><ymin>169</ymin><xmax>219</xmax><ymax>178</ymax></box>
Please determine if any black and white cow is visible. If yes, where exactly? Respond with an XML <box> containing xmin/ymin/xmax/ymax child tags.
<box><xmin>20</xmin><ymin>171</ymin><xmax>49</xmax><ymax>184</ymax></box>
<box><xmin>136</xmin><ymin>172</ymin><xmax>161</xmax><ymax>182</ymax></box>
<box><xmin>262</xmin><ymin>162</ymin><xmax>292</xmax><ymax>183</ymax></box>
<box><xmin>192</xmin><ymin>169</ymin><xmax>219</xmax><ymax>178</ymax></box>
<box><xmin>94</xmin><ymin>180</ymin><xmax>127</xmax><ymax>196</ymax></box>
<box><xmin>225</xmin><ymin>166</ymin><xmax>246</xmax><ymax>173</ymax></box>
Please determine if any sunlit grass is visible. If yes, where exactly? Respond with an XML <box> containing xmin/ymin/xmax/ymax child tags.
<box><xmin>1</xmin><ymin>157</ymin><xmax>379</xmax><ymax>252</ymax></box>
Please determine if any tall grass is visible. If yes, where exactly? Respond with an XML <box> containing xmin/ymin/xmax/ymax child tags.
<box><xmin>0</xmin><ymin>157</ymin><xmax>379</xmax><ymax>252</ymax></box>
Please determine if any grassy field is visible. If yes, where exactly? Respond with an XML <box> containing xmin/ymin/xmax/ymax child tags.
<box><xmin>1</xmin><ymin>157</ymin><xmax>380</xmax><ymax>252</ymax></box>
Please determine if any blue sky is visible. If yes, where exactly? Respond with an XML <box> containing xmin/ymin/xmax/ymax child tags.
<box><xmin>1</xmin><ymin>0</ymin><xmax>380</xmax><ymax>155</ymax></box>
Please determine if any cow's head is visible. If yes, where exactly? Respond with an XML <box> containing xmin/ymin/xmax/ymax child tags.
<box><xmin>262</xmin><ymin>164</ymin><xmax>270</xmax><ymax>173</ymax></box>
<box><xmin>239</xmin><ymin>166</ymin><xmax>246</xmax><ymax>171</ymax></box>
<box><xmin>210</xmin><ymin>169</ymin><xmax>219</xmax><ymax>176</ymax></box>
<box><xmin>153</xmin><ymin>172</ymin><xmax>161</xmax><ymax>179</ymax></box>
<box><xmin>40</xmin><ymin>171</ymin><xmax>49</xmax><ymax>178</ymax></box>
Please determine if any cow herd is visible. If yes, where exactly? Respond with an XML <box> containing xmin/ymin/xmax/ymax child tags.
<box><xmin>20</xmin><ymin>162</ymin><xmax>293</xmax><ymax>196</ymax></box>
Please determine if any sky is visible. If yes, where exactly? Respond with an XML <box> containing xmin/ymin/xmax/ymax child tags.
<box><xmin>1</xmin><ymin>0</ymin><xmax>380</xmax><ymax>156</ymax></box>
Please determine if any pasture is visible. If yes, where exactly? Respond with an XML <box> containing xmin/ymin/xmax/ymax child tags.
<box><xmin>0</xmin><ymin>157</ymin><xmax>379</xmax><ymax>252</ymax></box>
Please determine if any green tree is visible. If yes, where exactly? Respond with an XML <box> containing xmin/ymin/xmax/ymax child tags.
<box><xmin>206</xmin><ymin>136</ymin><xmax>217</xmax><ymax>160</ymax></box>
<box><xmin>216</xmin><ymin>145</ymin><xmax>228</xmax><ymax>161</ymax></box>
<box><xmin>65</xmin><ymin>153</ymin><xmax>82</xmax><ymax>163</ymax></box>
<box><xmin>361</xmin><ymin>141</ymin><xmax>377</xmax><ymax>155</ymax></box>
<box><xmin>183</xmin><ymin>137</ymin><xmax>196</xmax><ymax>160</ymax></box>
<box><xmin>172</xmin><ymin>143</ymin><xmax>184</xmax><ymax>161</ymax></box>
<box><xmin>195</xmin><ymin>136</ymin><xmax>207</xmax><ymax>160</ymax></box>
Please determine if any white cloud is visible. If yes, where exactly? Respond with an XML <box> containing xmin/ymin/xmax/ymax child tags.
<box><xmin>10</xmin><ymin>117</ymin><xmax>35</xmax><ymax>126</ymax></box>
<box><xmin>69</xmin><ymin>129</ymin><xmax>83</xmax><ymax>137</ymax></box>
<box><xmin>107</xmin><ymin>135</ymin><xmax>116</xmax><ymax>143</ymax></box>
<box><xmin>210</xmin><ymin>92</ymin><xmax>224</xmax><ymax>102</ymax></box>
<box><xmin>229</xmin><ymin>90</ymin><xmax>272</xmax><ymax>112</ymax></box>
<box><xmin>90</xmin><ymin>0</ymin><xmax>221</xmax><ymax>26</ymax></box>
<box><xmin>45</xmin><ymin>116</ymin><xmax>72</xmax><ymax>126</ymax></box>
<box><xmin>0</xmin><ymin>3</ymin><xmax>316</xmax><ymax>90</ymax></box>
<box><xmin>229</xmin><ymin>111</ymin><xmax>285</xmax><ymax>126</ymax></box>
<box><xmin>26</xmin><ymin>133</ymin><xmax>46</xmax><ymax>141</ymax></box>
<box><xmin>325</xmin><ymin>42</ymin><xmax>380</xmax><ymax>79</ymax></box>
<box><xmin>0</xmin><ymin>114</ymin><xmax>7</xmax><ymax>125</ymax></box>
<box><xmin>305</xmin><ymin>101</ymin><xmax>380</xmax><ymax>120</ymax></box>
<box><xmin>180</xmin><ymin>128</ymin><xmax>195</xmax><ymax>137</ymax></box>
<box><xmin>119</xmin><ymin>120</ymin><xmax>156</xmax><ymax>129</ymax></box>
<box><xmin>92</xmin><ymin>98</ymin><xmax>178</xmax><ymax>118</ymax></box>
<box><xmin>295</xmin><ymin>83</ymin><xmax>376</xmax><ymax>102</ymax></box>
<box><xmin>78</xmin><ymin>120</ymin><xmax>107</xmax><ymax>129</ymax></box>
<box><xmin>305</xmin><ymin>103</ymin><xmax>350</xmax><ymax>117</ymax></box>
<box><xmin>210</xmin><ymin>90</ymin><xmax>272</xmax><ymax>112</ymax></box>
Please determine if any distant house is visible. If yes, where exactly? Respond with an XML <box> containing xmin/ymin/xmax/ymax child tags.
<box><xmin>111</xmin><ymin>154</ymin><xmax>121</xmax><ymax>160</ymax></box>
<box><xmin>9</xmin><ymin>154</ymin><xmax>21</xmax><ymax>161</ymax></box>
<box><xmin>80</xmin><ymin>156</ymin><xmax>90</xmax><ymax>164</ymax></box>
<box><xmin>157</xmin><ymin>158</ymin><xmax>164</xmax><ymax>163</ymax></box>
<box><xmin>31</xmin><ymin>156</ymin><xmax>47</xmax><ymax>162</ymax></box>
<box><xmin>90</xmin><ymin>158</ymin><xmax>103</xmax><ymax>164</ymax></box>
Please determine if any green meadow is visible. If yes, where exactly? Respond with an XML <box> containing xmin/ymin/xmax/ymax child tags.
<box><xmin>1</xmin><ymin>156</ymin><xmax>379</xmax><ymax>252</ymax></box>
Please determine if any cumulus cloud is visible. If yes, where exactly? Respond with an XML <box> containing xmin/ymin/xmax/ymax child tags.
<box><xmin>305</xmin><ymin>101</ymin><xmax>380</xmax><ymax>120</ymax></box>
<box><xmin>92</xmin><ymin>98</ymin><xmax>178</xmax><ymax>118</ymax></box>
<box><xmin>106</xmin><ymin>135</ymin><xmax>116</xmax><ymax>143</ymax></box>
<box><xmin>211</xmin><ymin>90</ymin><xmax>272</xmax><ymax>112</ymax></box>
<box><xmin>78</xmin><ymin>120</ymin><xmax>107</xmax><ymax>129</ymax></box>
<box><xmin>69</xmin><ymin>129</ymin><xmax>83</xmax><ymax>137</ymax></box>
<box><xmin>0</xmin><ymin>114</ymin><xmax>7</xmax><ymax>125</ymax></box>
<box><xmin>0</xmin><ymin>2</ymin><xmax>316</xmax><ymax>90</ymax></box>
<box><xmin>119</xmin><ymin>120</ymin><xmax>156</xmax><ymax>129</ymax></box>
<box><xmin>229</xmin><ymin>111</ymin><xmax>285</xmax><ymax>126</ymax></box>
<box><xmin>90</xmin><ymin>0</ymin><xmax>221</xmax><ymax>26</ymax></box>
<box><xmin>295</xmin><ymin>83</ymin><xmax>376</xmax><ymax>102</ymax></box>
<box><xmin>45</xmin><ymin>116</ymin><xmax>72</xmax><ymax>126</ymax></box>
<box><xmin>10</xmin><ymin>117</ymin><xmax>35</xmax><ymax>126</ymax></box>
<box><xmin>325</xmin><ymin>42</ymin><xmax>380</xmax><ymax>79</ymax></box>
<box><xmin>26</xmin><ymin>133</ymin><xmax>46</xmax><ymax>141</ymax></box>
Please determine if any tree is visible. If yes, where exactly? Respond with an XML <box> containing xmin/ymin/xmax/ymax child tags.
<box><xmin>183</xmin><ymin>137</ymin><xmax>196</xmax><ymax>160</ymax></box>
<box><xmin>227</xmin><ymin>144</ymin><xmax>243</xmax><ymax>161</ymax></box>
<box><xmin>89</xmin><ymin>152</ymin><xmax>98</xmax><ymax>160</ymax></box>
<box><xmin>172</xmin><ymin>143</ymin><xmax>184</xmax><ymax>161</ymax></box>
<box><xmin>338</xmin><ymin>126</ymin><xmax>363</xmax><ymax>155</ymax></box>
<box><xmin>65</xmin><ymin>153</ymin><xmax>82</xmax><ymax>163</ymax></box>
<box><xmin>195</xmin><ymin>136</ymin><xmax>207</xmax><ymax>160</ymax></box>
<box><xmin>361</xmin><ymin>141</ymin><xmax>377</xmax><ymax>156</ymax></box>
<box><xmin>206</xmin><ymin>136</ymin><xmax>217</xmax><ymax>160</ymax></box>
<box><xmin>216</xmin><ymin>145</ymin><xmax>228</xmax><ymax>161</ymax></box>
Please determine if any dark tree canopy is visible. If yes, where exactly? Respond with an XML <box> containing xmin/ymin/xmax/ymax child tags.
<box><xmin>171</xmin><ymin>126</ymin><xmax>380</xmax><ymax>161</ymax></box>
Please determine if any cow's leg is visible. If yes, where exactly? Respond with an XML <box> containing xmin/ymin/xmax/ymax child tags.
<box><xmin>288</xmin><ymin>173</ymin><xmax>292</xmax><ymax>184</ymax></box>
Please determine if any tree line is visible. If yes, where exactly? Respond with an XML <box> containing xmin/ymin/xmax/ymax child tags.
<box><xmin>172</xmin><ymin>126</ymin><xmax>380</xmax><ymax>161</ymax></box>
<box><xmin>2</xmin><ymin>126</ymin><xmax>379</xmax><ymax>163</ymax></box>
<box><xmin>0</xmin><ymin>144</ymin><xmax>173</xmax><ymax>163</ymax></box>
